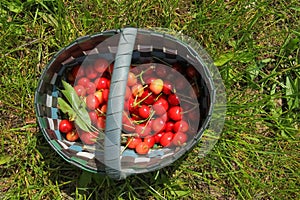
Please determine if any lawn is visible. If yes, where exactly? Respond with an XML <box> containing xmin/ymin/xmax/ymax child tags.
<box><xmin>0</xmin><ymin>0</ymin><xmax>299</xmax><ymax>199</ymax></box>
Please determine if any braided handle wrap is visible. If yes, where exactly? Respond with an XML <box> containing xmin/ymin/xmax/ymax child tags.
<box><xmin>103</xmin><ymin>28</ymin><xmax>137</xmax><ymax>179</ymax></box>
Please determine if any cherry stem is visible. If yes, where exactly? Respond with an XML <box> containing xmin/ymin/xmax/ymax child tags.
<box><xmin>135</xmin><ymin>65</ymin><xmax>156</xmax><ymax>85</ymax></box>
<box><xmin>133</xmin><ymin>90</ymin><xmax>152</xmax><ymax>107</ymax></box>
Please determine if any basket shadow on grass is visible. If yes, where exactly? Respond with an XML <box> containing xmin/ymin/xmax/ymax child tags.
<box><xmin>36</xmin><ymin>130</ymin><xmax>188</xmax><ymax>198</ymax></box>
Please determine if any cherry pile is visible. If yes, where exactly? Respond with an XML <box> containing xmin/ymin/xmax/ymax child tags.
<box><xmin>59</xmin><ymin>58</ymin><xmax>201</xmax><ymax>155</ymax></box>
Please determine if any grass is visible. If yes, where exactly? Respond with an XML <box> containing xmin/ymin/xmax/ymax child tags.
<box><xmin>0</xmin><ymin>0</ymin><xmax>299</xmax><ymax>199</ymax></box>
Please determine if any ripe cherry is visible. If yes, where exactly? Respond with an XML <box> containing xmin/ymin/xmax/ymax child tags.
<box><xmin>168</xmin><ymin>106</ymin><xmax>182</xmax><ymax>121</ymax></box>
<box><xmin>85</xmin><ymin>65</ymin><xmax>98</xmax><ymax>80</ymax></box>
<box><xmin>159</xmin><ymin>132</ymin><xmax>174</xmax><ymax>147</ymax></box>
<box><xmin>168</xmin><ymin>93</ymin><xmax>180</xmax><ymax>106</ymax></box>
<box><xmin>59</xmin><ymin>119</ymin><xmax>73</xmax><ymax>133</ymax></box>
<box><xmin>154</xmin><ymin>132</ymin><xmax>164</xmax><ymax>143</ymax></box>
<box><xmin>88</xmin><ymin>111</ymin><xmax>98</xmax><ymax>125</ymax></box>
<box><xmin>102</xmin><ymin>89</ymin><xmax>109</xmax><ymax>102</ymax></box>
<box><xmin>162</xmin><ymin>81</ymin><xmax>173</xmax><ymax>95</ymax></box>
<box><xmin>86</xmin><ymin>82</ymin><xmax>96</xmax><ymax>95</ymax></box>
<box><xmin>66</xmin><ymin>131</ymin><xmax>79</xmax><ymax>142</ymax></box>
<box><xmin>135</xmin><ymin>142</ymin><xmax>150</xmax><ymax>154</ymax></box>
<box><xmin>74</xmin><ymin>85</ymin><xmax>86</xmax><ymax>97</ymax></box>
<box><xmin>94</xmin><ymin>58</ymin><xmax>109</xmax><ymax>73</ymax></box>
<box><xmin>143</xmin><ymin>135</ymin><xmax>155</xmax><ymax>148</ymax></box>
<box><xmin>77</xmin><ymin>77</ymin><xmax>90</xmax><ymax>87</ymax></box>
<box><xmin>96</xmin><ymin>116</ymin><xmax>106</xmax><ymax>130</ymax></box>
<box><xmin>86</xmin><ymin>94</ymin><xmax>100</xmax><ymax>110</ymax></box>
<box><xmin>164</xmin><ymin>121</ymin><xmax>174</xmax><ymax>132</ymax></box>
<box><xmin>95</xmin><ymin>77</ymin><xmax>109</xmax><ymax>90</ymax></box>
<box><xmin>138</xmin><ymin>105</ymin><xmax>151</xmax><ymax>119</ymax></box>
<box><xmin>153</xmin><ymin>97</ymin><xmax>169</xmax><ymax>115</ymax></box>
<box><xmin>152</xmin><ymin>117</ymin><xmax>166</xmax><ymax>134</ymax></box>
<box><xmin>135</xmin><ymin>123</ymin><xmax>151</xmax><ymax>138</ymax></box>
<box><xmin>79</xmin><ymin>131</ymin><xmax>99</xmax><ymax>145</ymax></box>
<box><xmin>127</xmin><ymin>137</ymin><xmax>142</xmax><ymax>149</ymax></box>
<box><xmin>172</xmin><ymin>132</ymin><xmax>187</xmax><ymax>146</ymax></box>
<box><xmin>173</xmin><ymin>120</ymin><xmax>189</xmax><ymax>132</ymax></box>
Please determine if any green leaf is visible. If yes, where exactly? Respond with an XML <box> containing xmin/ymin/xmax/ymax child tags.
<box><xmin>58</xmin><ymin>80</ymin><xmax>94</xmax><ymax>132</ymax></box>
<box><xmin>214</xmin><ymin>52</ymin><xmax>234</xmax><ymax>66</ymax></box>
<box><xmin>58</xmin><ymin>97</ymin><xmax>76</xmax><ymax>121</ymax></box>
<box><xmin>0</xmin><ymin>155</ymin><xmax>10</xmax><ymax>165</ymax></box>
<box><xmin>75</xmin><ymin>115</ymin><xmax>92</xmax><ymax>133</ymax></box>
<box><xmin>61</xmin><ymin>80</ymin><xmax>84</xmax><ymax>111</ymax></box>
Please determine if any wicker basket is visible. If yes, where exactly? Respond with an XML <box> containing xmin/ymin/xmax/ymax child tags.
<box><xmin>35</xmin><ymin>28</ymin><xmax>223</xmax><ymax>180</ymax></box>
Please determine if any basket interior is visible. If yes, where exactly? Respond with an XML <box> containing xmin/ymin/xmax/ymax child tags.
<box><xmin>35</xmin><ymin>29</ymin><xmax>214</xmax><ymax>176</ymax></box>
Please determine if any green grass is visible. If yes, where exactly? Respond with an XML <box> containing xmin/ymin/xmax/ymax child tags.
<box><xmin>1</xmin><ymin>0</ymin><xmax>299</xmax><ymax>199</ymax></box>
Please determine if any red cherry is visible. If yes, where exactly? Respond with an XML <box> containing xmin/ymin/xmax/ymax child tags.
<box><xmin>122</xmin><ymin>116</ymin><xmax>136</xmax><ymax>133</ymax></box>
<box><xmin>173</xmin><ymin>120</ymin><xmax>189</xmax><ymax>132</ymax></box>
<box><xmin>143</xmin><ymin>135</ymin><xmax>155</xmax><ymax>148</ymax></box>
<box><xmin>138</xmin><ymin>105</ymin><xmax>151</xmax><ymax>119</ymax></box>
<box><xmin>144</xmin><ymin>76</ymin><xmax>156</xmax><ymax>85</ymax></box>
<box><xmin>164</xmin><ymin>121</ymin><xmax>174</xmax><ymax>132</ymax></box>
<box><xmin>86</xmin><ymin>94</ymin><xmax>100</xmax><ymax>110</ymax></box>
<box><xmin>88</xmin><ymin>111</ymin><xmax>98</xmax><ymax>125</ymax></box>
<box><xmin>94</xmin><ymin>58</ymin><xmax>109</xmax><ymax>73</ymax></box>
<box><xmin>79</xmin><ymin>131</ymin><xmax>98</xmax><ymax>145</ymax></box>
<box><xmin>59</xmin><ymin>119</ymin><xmax>73</xmax><ymax>133</ymax></box>
<box><xmin>95</xmin><ymin>77</ymin><xmax>109</xmax><ymax>90</ymax></box>
<box><xmin>85</xmin><ymin>65</ymin><xmax>98</xmax><ymax>80</ymax></box>
<box><xmin>140</xmin><ymin>89</ymin><xmax>155</xmax><ymax>105</ymax></box>
<box><xmin>162</xmin><ymin>81</ymin><xmax>173</xmax><ymax>95</ymax></box>
<box><xmin>154</xmin><ymin>132</ymin><xmax>164</xmax><ymax>143</ymax></box>
<box><xmin>96</xmin><ymin>116</ymin><xmax>106</xmax><ymax>130</ymax></box>
<box><xmin>168</xmin><ymin>106</ymin><xmax>182</xmax><ymax>121</ymax></box>
<box><xmin>160</xmin><ymin>132</ymin><xmax>174</xmax><ymax>147</ymax></box>
<box><xmin>168</xmin><ymin>93</ymin><xmax>180</xmax><ymax>106</ymax></box>
<box><xmin>135</xmin><ymin>142</ymin><xmax>150</xmax><ymax>154</ymax></box>
<box><xmin>127</xmin><ymin>137</ymin><xmax>142</xmax><ymax>149</ymax></box>
<box><xmin>153</xmin><ymin>97</ymin><xmax>169</xmax><ymax>115</ymax></box>
<box><xmin>135</xmin><ymin>123</ymin><xmax>151</xmax><ymax>138</ymax></box>
<box><xmin>172</xmin><ymin>132</ymin><xmax>187</xmax><ymax>146</ymax></box>
<box><xmin>102</xmin><ymin>89</ymin><xmax>109</xmax><ymax>102</ymax></box>
<box><xmin>151</xmin><ymin>117</ymin><xmax>166</xmax><ymax>134</ymax></box>
<box><xmin>86</xmin><ymin>82</ymin><xmax>96</xmax><ymax>95</ymax></box>
<box><xmin>77</xmin><ymin>77</ymin><xmax>90</xmax><ymax>87</ymax></box>
<box><xmin>100</xmin><ymin>104</ymin><xmax>107</xmax><ymax>114</ymax></box>
<box><xmin>74</xmin><ymin>85</ymin><xmax>86</xmax><ymax>97</ymax></box>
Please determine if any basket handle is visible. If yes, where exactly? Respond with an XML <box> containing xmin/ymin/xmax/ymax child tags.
<box><xmin>103</xmin><ymin>28</ymin><xmax>137</xmax><ymax>179</ymax></box>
